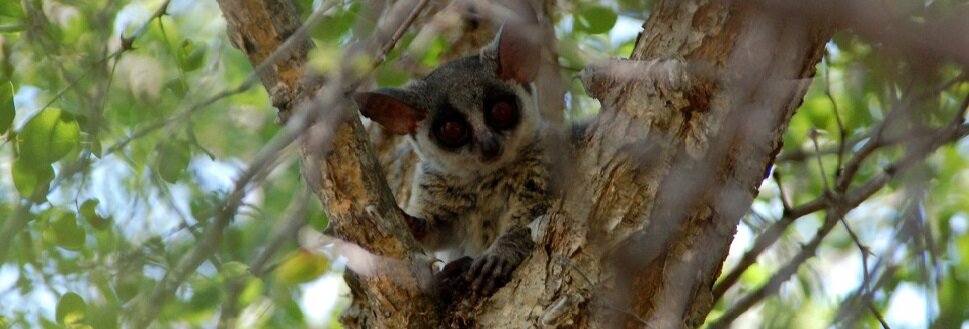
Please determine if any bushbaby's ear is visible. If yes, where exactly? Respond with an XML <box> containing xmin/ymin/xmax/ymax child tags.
<box><xmin>353</xmin><ymin>89</ymin><xmax>426</xmax><ymax>135</ymax></box>
<box><xmin>491</xmin><ymin>4</ymin><xmax>540</xmax><ymax>84</ymax></box>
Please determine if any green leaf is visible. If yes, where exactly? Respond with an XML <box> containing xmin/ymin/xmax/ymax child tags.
<box><xmin>311</xmin><ymin>4</ymin><xmax>358</xmax><ymax>43</ymax></box>
<box><xmin>166</xmin><ymin>78</ymin><xmax>187</xmax><ymax>99</ymax></box>
<box><xmin>81</xmin><ymin>199</ymin><xmax>110</xmax><ymax>231</ymax></box>
<box><xmin>86</xmin><ymin>302</ymin><xmax>119</xmax><ymax>329</ymax></box>
<box><xmin>187</xmin><ymin>278</ymin><xmax>221</xmax><ymax>311</ymax></box>
<box><xmin>0</xmin><ymin>81</ymin><xmax>13</xmax><ymax>134</ymax></box>
<box><xmin>154</xmin><ymin>140</ymin><xmax>191</xmax><ymax>183</ymax></box>
<box><xmin>58</xmin><ymin>14</ymin><xmax>89</xmax><ymax>46</ymax></box>
<box><xmin>416</xmin><ymin>35</ymin><xmax>446</xmax><ymax>67</ymax></box>
<box><xmin>739</xmin><ymin>263</ymin><xmax>769</xmax><ymax>287</ymax></box>
<box><xmin>55</xmin><ymin>292</ymin><xmax>86</xmax><ymax>325</ymax></box>
<box><xmin>51</xmin><ymin>213</ymin><xmax>85</xmax><ymax>251</ymax></box>
<box><xmin>0</xmin><ymin>1</ymin><xmax>24</xmax><ymax>19</ymax></box>
<box><xmin>293</xmin><ymin>0</ymin><xmax>314</xmax><ymax>19</ymax></box>
<box><xmin>239</xmin><ymin>278</ymin><xmax>264</xmax><ymax>307</ymax></box>
<box><xmin>575</xmin><ymin>6</ymin><xmax>618</xmax><ymax>34</ymax></box>
<box><xmin>274</xmin><ymin>249</ymin><xmax>328</xmax><ymax>284</ymax></box>
<box><xmin>114</xmin><ymin>274</ymin><xmax>142</xmax><ymax>302</ymax></box>
<box><xmin>179</xmin><ymin>40</ymin><xmax>206</xmax><ymax>73</ymax></box>
<box><xmin>11</xmin><ymin>157</ymin><xmax>53</xmax><ymax>201</ymax></box>
<box><xmin>80</xmin><ymin>200</ymin><xmax>98</xmax><ymax>219</ymax></box>
<box><xmin>375</xmin><ymin>65</ymin><xmax>408</xmax><ymax>87</ymax></box>
<box><xmin>17</xmin><ymin>108</ymin><xmax>81</xmax><ymax>165</ymax></box>
<box><xmin>221</xmin><ymin>261</ymin><xmax>251</xmax><ymax>282</ymax></box>
<box><xmin>92</xmin><ymin>137</ymin><xmax>103</xmax><ymax>157</ymax></box>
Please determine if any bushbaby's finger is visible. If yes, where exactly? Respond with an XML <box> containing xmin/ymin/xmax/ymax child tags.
<box><xmin>472</xmin><ymin>258</ymin><xmax>498</xmax><ymax>290</ymax></box>
<box><xmin>467</xmin><ymin>258</ymin><xmax>485</xmax><ymax>281</ymax></box>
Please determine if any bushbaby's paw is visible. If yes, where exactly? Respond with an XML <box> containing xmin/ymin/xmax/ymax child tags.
<box><xmin>433</xmin><ymin>256</ymin><xmax>473</xmax><ymax>304</ymax></box>
<box><xmin>466</xmin><ymin>253</ymin><xmax>515</xmax><ymax>296</ymax></box>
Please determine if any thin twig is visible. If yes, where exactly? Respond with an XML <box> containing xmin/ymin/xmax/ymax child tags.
<box><xmin>709</xmin><ymin>211</ymin><xmax>842</xmax><ymax>329</ymax></box>
<box><xmin>712</xmin><ymin>114</ymin><xmax>969</xmax><ymax>326</ymax></box>
<box><xmin>772</xmin><ymin>170</ymin><xmax>792</xmax><ymax>213</ymax></box>
<box><xmin>822</xmin><ymin>55</ymin><xmax>848</xmax><ymax>178</ymax></box>
<box><xmin>713</xmin><ymin>120</ymin><xmax>969</xmax><ymax>302</ymax></box>
<box><xmin>219</xmin><ymin>187</ymin><xmax>311</xmax><ymax>327</ymax></box>
<box><xmin>808</xmin><ymin>128</ymin><xmax>831</xmax><ymax>192</ymax></box>
<box><xmin>837</xmin><ymin>214</ymin><xmax>889</xmax><ymax>329</ymax></box>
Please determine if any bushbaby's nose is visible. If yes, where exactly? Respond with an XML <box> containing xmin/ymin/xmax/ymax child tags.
<box><xmin>479</xmin><ymin>135</ymin><xmax>501</xmax><ymax>162</ymax></box>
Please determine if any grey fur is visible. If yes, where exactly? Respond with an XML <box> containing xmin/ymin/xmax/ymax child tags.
<box><xmin>356</xmin><ymin>27</ymin><xmax>550</xmax><ymax>296</ymax></box>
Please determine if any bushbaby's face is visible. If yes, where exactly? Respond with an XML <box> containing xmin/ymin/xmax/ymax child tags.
<box><xmin>354</xmin><ymin>24</ymin><xmax>541</xmax><ymax>175</ymax></box>
<box><xmin>406</xmin><ymin>55</ymin><xmax>540</xmax><ymax>174</ymax></box>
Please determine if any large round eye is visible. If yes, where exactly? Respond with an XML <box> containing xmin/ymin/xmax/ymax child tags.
<box><xmin>487</xmin><ymin>100</ymin><xmax>519</xmax><ymax>130</ymax></box>
<box><xmin>435</xmin><ymin>120</ymin><xmax>470</xmax><ymax>147</ymax></box>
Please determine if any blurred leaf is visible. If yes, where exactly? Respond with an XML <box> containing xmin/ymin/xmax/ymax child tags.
<box><xmin>0</xmin><ymin>1</ymin><xmax>24</xmax><ymax>18</ymax></box>
<box><xmin>154</xmin><ymin>140</ymin><xmax>191</xmax><ymax>183</ymax></box>
<box><xmin>165</xmin><ymin>78</ymin><xmax>188</xmax><ymax>99</ymax></box>
<box><xmin>86</xmin><ymin>302</ymin><xmax>119</xmax><ymax>329</ymax></box>
<box><xmin>575</xmin><ymin>6</ymin><xmax>618</xmax><ymax>34</ymax></box>
<box><xmin>187</xmin><ymin>278</ymin><xmax>221</xmax><ymax>311</ymax></box>
<box><xmin>11</xmin><ymin>158</ymin><xmax>53</xmax><ymax>201</ymax></box>
<box><xmin>935</xmin><ymin>269</ymin><xmax>969</xmax><ymax>328</ymax></box>
<box><xmin>80</xmin><ymin>199</ymin><xmax>98</xmax><ymax>220</ymax></box>
<box><xmin>179</xmin><ymin>40</ymin><xmax>206</xmax><ymax>73</ymax></box>
<box><xmin>0</xmin><ymin>81</ymin><xmax>13</xmax><ymax>134</ymax></box>
<box><xmin>17</xmin><ymin>108</ymin><xmax>81</xmax><ymax>165</ymax></box>
<box><xmin>375</xmin><ymin>64</ymin><xmax>408</xmax><ymax>87</ymax></box>
<box><xmin>190</xmin><ymin>191</ymin><xmax>221</xmax><ymax>220</ymax></box>
<box><xmin>58</xmin><ymin>14</ymin><xmax>90</xmax><ymax>46</ymax></box>
<box><xmin>239</xmin><ymin>278</ymin><xmax>264</xmax><ymax>307</ymax></box>
<box><xmin>80</xmin><ymin>200</ymin><xmax>110</xmax><ymax>231</ymax></box>
<box><xmin>90</xmin><ymin>138</ymin><xmax>102</xmax><ymax>158</ymax></box>
<box><xmin>311</xmin><ymin>4</ymin><xmax>359</xmax><ymax>43</ymax></box>
<box><xmin>55</xmin><ymin>292</ymin><xmax>86</xmax><ymax>325</ymax></box>
<box><xmin>221</xmin><ymin>261</ymin><xmax>251</xmax><ymax>282</ymax></box>
<box><xmin>416</xmin><ymin>35</ymin><xmax>446</xmax><ymax>67</ymax></box>
<box><xmin>50</xmin><ymin>213</ymin><xmax>85</xmax><ymax>251</ymax></box>
<box><xmin>617</xmin><ymin>0</ymin><xmax>654</xmax><ymax>18</ymax></box>
<box><xmin>114</xmin><ymin>274</ymin><xmax>142</xmax><ymax>303</ymax></box>
<box><xmin>293</xmin><ymin>0</ymin><xmax>314</xmax><ymax>19</ymax></box>
<box><xmin>309</xmin><ymin>46</ymin><xmax>345</xmax><ymax>75</ymax></box>
<box><xmin>274</xmin><ymin>249</ymin><xmax>328</xmax><ymax>285</ymax></box>
<box><xmin>739</xmin><ymin>263</ymin><xmax>769</xmax><ymax>287</ymax></box>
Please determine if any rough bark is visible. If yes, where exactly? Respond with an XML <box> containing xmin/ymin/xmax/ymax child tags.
<box><xmin>469</xmin><ymin>2</ymin><xmax>833</xmax><ymax>327</ymax></box>
<box><xmin>217</xmin><ymin>0</ymin><xmax>440</xmax><ymax>327</ymax></box>
<box><xmin>217</xmin><ymin>0</ymin><xmax>834</xmax><ymax>328</ymax></box>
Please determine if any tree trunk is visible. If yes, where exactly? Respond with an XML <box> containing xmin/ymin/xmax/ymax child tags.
<box><xmin>216</xmin><ymin>0</ymin><xmax>834</xmax><ymax>327</ymax></box>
